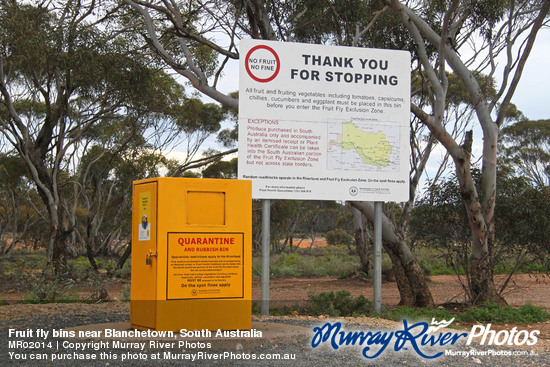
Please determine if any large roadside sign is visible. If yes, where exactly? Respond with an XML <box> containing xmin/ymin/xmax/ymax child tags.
<box><xmin>238</xmin><ymin>40</ymin><xmax>410</xmax><ymax>202</ymax></box>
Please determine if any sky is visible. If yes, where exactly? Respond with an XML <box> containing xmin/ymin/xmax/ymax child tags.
<box><xmin>508</xmin><ymin>30</ymin><xmax>550</xmax><ymax>121</ymax></box>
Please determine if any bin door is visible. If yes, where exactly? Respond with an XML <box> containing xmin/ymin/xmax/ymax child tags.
<box><xmin>131</xmin><ymin>182</ymin><xmax>158</xmax><ymax>329</ymax></box>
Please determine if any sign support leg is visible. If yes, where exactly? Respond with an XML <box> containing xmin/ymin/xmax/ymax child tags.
<box><xmin>261</xmin><ymin>199</ymin><xmax>271</xmax><ymax>315</ymax></box>
<box><xmin>374</xmin><ymin>201</ymin><xmax>382</xmax><ymax>314</ymax></box>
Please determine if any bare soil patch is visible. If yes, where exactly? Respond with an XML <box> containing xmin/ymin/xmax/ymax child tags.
<box><xmin>1</xmin><ymin>273</ymin><xmax>548</xmax><ymax>311</ymax></box>
<box><xmin>252</xmin><ymin>273</ymin><xmax>550</xmax><ymax>310</ymax></box>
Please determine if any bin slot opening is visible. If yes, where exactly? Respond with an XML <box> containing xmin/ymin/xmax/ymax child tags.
<box><xmin>187</xmin><ymin>191</ymin><xmax>226</xmax><ymax>225</ymax></box>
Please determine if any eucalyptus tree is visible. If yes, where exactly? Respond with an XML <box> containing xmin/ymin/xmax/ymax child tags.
<box><xmin>0</xmin><ymin>154</ymin><xmax>42</xmax><ymax>258</ymax></box>
<box><xmin>501</xmin><ymin>119</ymin><xmax>550</xmax><ymax>187</ymax></box>
<box><xmin>68</xmin><ymin>72</ymin><xmax>224</xmax><ymax>269</ymax></box>
<box><xmin>377</xmin><ymin>0</ymin><xmax>550</xmax><ymax>305</ymax></box>
<box><xmin>0</xmin><ymin>0</ymin><xmax>224</xmax><ymax>273</ymax></box>
<box><xmin>121</xmin><ymin>0</ymin><xmax>549</xmax><ymax>305</ymax></box>
<box><xmin>411</xmin><ymin>168</ymin><xmax>550</xmax><ymax>296</ymax></box>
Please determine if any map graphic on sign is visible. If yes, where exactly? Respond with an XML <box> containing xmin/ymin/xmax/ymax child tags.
<box><xmin>327</xmin><ymin>119</ymin><xmax>401</xmax><ymax>172</ymax></box>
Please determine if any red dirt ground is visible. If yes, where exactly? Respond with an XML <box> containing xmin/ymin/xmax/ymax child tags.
<box><xmin>252</xmin><ymin>273</ymin><xmax>550</xmax><ymax>310</ymax></box>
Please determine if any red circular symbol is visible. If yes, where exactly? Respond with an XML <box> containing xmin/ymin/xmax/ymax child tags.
<box><xmin>245</xmin><ymin>45</ymin><xmax>280</xmax><ymax>83</ymax></box>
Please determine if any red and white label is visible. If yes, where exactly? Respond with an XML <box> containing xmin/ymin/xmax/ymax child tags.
<box><xmin>245</xmin><ymin>45</ymin><xmax>280</xmax><ymax>83</ymax></box>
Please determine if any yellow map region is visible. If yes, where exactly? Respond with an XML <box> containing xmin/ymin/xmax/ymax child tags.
<box><xmin>341</xmin><ymin>121</ymin><xmax>392</xmax><ymax>167</ymax></box>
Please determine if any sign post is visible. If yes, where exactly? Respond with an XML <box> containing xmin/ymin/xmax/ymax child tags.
<box><xmin>261</xmin><ymin>199</ymin><xmax>271</xmax><ymax>315</ymax></box>
<box><xmin>374</xmin><ymin>201</ymin><xmax>383</xmax><ymax>314</ymax></box>
<box><xmin>238</xmin><ymin>40</ymin><xmax>411</xmax><ymax>314</ymax></box>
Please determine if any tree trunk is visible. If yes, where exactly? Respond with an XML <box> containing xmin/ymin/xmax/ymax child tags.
<box><xmin>351</xmin><ymin>201</ymin><xmax>434</xmax><ymax>307</ymax></box>
<box><xmin>116</xmin><ymin>240</ymin><xmax>132</xmax><ymax>271</ymax></box>
<box><xmin>50</xmin><ymin>227</ymin><xmax>68</xmax><ymax>275</ymax></box>
<box><xmin>455</xmin><ymin>131</ymin><xmax>506</xmax><ymax>306</ymax></box>
<box><xmin>4</xmin><ymin>240</ymin><xmax>16</xmax><ymax>260</ymax></box>
<box><xmin>352</xmin><ymin>206</ymin><xmax>370</xmax><ymax>275</ymax></box>
<box><xmin>385</xmin><ymin>239</ymin><xmax>434</xmax><ymax>307</ymax></box>
<box><xmin>469</xmin><ymin>251</ymin><xmax>504</xmax><ymax>305</ymax></box>
<box><xmin>85</xmin><ymin>218</ymin><xmax>99</xmax><ymax>271</ymax></box>
<box><xmin>469</xmin><ymin>226</ymin><xmax>506</xmax><ymax>306</ymax></box>
<box><xmin>383</xmin><ymin>243</ymin><xmax>414</xmax><ymax>305</ymax></box>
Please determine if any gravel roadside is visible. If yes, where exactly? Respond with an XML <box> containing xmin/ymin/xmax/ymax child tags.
<box><xmin>1</xmin><ymin>303</ymin><xmax>548</xmax><ymax>366</ymax></box>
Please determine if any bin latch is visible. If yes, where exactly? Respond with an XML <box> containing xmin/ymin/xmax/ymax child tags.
<box><xmin>146</xmin><ymin>251</ymin><xmax>157</xmax><ymax>265</ymax></box>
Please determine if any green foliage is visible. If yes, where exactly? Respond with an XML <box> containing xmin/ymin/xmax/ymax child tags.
<box><xmin>0</xmin><ymin>299</ymin><xmax>9</xmax><ymax>306</ymax></box>
<box><xmin>494</xmin><ymin>258</ymin><xmax>550</xmax><ymax>274</ymax></box>
<box><xmin>518</xmin><ymin>261</ymin><xmax>550</xmax><ymax>273</ymax></box>
<box><xmin>307</xmin><ymin>291</ymin><xmax>373</xmax><ymax>317</ymax></box>
<box><xmin>114</xmin><ymin>259</ymin><xmax>132</xmax><ymax>279</ymax></box>
<box><xmin>15</xmin><ymin>251</ymin><xmax>47</xmax><ymax>271</ymax></box>
<box><xmin>384</xmin><ymin>306</ymin><xmax>454</xmax><ymax>323</ymax></box>
<box><xmin>255</xmin><ymin>299</ymin><xmax>548</xmax><ymax>324</ymax></box>
<box><xmin>50</xmin><ymin>294</ymin><xmax>84</xmax><ymax>304</ymax></box>
<box><xmin>269</xmin><ymin>304</ymin><xmax>302</xmax><ymax>316</ymax></box>
<box><xmin>251</xmin><ymin>301</ymin><xmax>260</xmax><ymax>315</ymax></box>
<box><xmin>493</xmin><ymin>176</ymin><xmax>550</xmax><ymax>259</ymax></box>
<box><xmin>98</xmin><ymin>259</ymin><xmax>117</xmax><ymax>273</ymax></box>
<box><xmin>68</xmin><ymin>256</ymin><xmax>92</xmax><ymax>280</ymax></box>
<box><xmin>420</xmin><ymin>262</ymin><xmax>460</xmax><ymax>276</ymax></box>
<box><xmin>0</xmin><ymin>154</ymin><xmax>29</xmax><ymax>190</ymax></box>
<box><xmin>411</xmin><ymin>175</ymin><xmax>471</xmax><ymax>249</ymax></box>
<box><xmin>459</xmin><ymin>303</ymin><xmax>548</xmax><ymax>324</ymax></box>
<box><xmin>0</xmin><ymin>2</ymin><xmax>228</xmax><ymax>275</ymax></box>
<box><xmin>85</xmin><ymin>270</ymin><xmax>109</xmax><ymax>303</ymax></box>
<box><xmin>385</xmin><ymin>303</ymin><xmax>548</xmax><ymax>325</ymax></box>
<box><xmin>287</xmin><ymin>0</ymin><xmax>415</xmax><ymax>54</ymax></box>
<box><xmin>21</xmin><ymin>268</ymin><xmax>75</xmax><ymax>304</ymax></box>
<box><xmin>258</xmin><ymin>248</ymin><xmax>359</xmax><ymax>278</ymax></box>
<box><xmin>501</xmin><ymin>119</ymin><xmax>550</xmax><ymax>187</ymax></box>
<box><xmin>414</xmin><ymin>246</ymin><xmax>464</xmax><ymax>276</ymax></box>
<box><xmin>419</xmin><ymin>0</ymin><xmax>508</xmax><ymax>39</ymax></box>
<box><xmin>252</xmin><ymin>200</ymin><xmax>348</xmax><ymax>254</ymax></box>
<box><xmin>325</xmin><ymin>228</ymin><xmax>352</xmax><ymax>247</ymax></box>
<box><xmin>201</xmin><ymin>158</ymin><xmax>238</xmax><ymax>179</ymax></box>
<box><xmin>412</xmin><ymin>170</ymin><xmax>550</xmax><ymax>280</ymax></box>
<box><xmin>174</xmin><ymin>99</ymin><xmax>224</xmax><ymax>134</ymax></box>
<box><xmin>121</xmin><ymin>283</ymin><xmax>131</xmax><ymax>302</ymax></box>
<box><xmin>251</xmin><ymin>301</ymin><xmax>302</xmax><ymax>316</ymax></box>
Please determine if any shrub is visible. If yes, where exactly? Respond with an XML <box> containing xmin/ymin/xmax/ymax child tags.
<box><xmin>266</xmin><ymin>251</ymin><xmax>360</xmax><ymax>278</ymax></box>
<box><xmin>384</xmin><ymin>303</ymin><xmax>548</xmax><ymax>325</ymax></box>
<box><xmin>307</xmin><ymin>290</ymin><xmax>373</xmax><ymax>317</ymax></box>
<box><xmin>114</xmin><ymin>260</ymin><xmax>131</xmax><ymax>278</ymax></box>
<box><xmin>270</xmin><ymin>304</ymin><xmax>301</xmax><ymax>316</ymax></box>
<box><xmin>21</xmin><ymin>267</ymin><xmax>75</xmax><ymax>303</ymax></box>
<box><xmin>384</xmin><ymin>306</ymin><xmax>454</xmax><ymax>323</ymax></box>
<box><xmin>68</xmin><ymin>256</ymin><xmax>92</xmax><ymax>280</ymax></box>
<box><xmin>325</xmin><ymin>229</ymin><xmax>352</xmax><ymax>246</ymax></box>
<box><xmin>97</xmin><ymin>258</ymin><xmax>117</xmax><ymax>272</ymax></box>
<box><xmin>121</xmin><ymin>283</ymin><xmax>131</xmax><ymax>302</ymax></box>
<box><xmin>458</xmin><ymin>303</ymin><xmax>549</xmax><ymax>324</ymax></box>
<box><xmin>251</xmin><ymin>301</ymin><xmax>260</xmax><ymax>314</ymax></box>
<box><xmin>86</xmin><ymin>270</ymin><xmax>109</xmax><ymax>302</ymax></box>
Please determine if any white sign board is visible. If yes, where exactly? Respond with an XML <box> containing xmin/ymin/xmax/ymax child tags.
<box><xmin>238</xmin><ymin>40</ymin><xmax>410</xmax><ymax>202</ymax></box>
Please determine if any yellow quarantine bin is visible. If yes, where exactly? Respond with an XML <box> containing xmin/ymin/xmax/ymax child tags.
<box><xmin>130</xmin><ymin>177</ymin><xmax>252</xmax><ymax>332</ymax></box>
